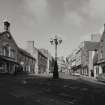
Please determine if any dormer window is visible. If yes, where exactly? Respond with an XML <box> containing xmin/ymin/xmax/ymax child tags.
<box><xmin>100</xmin><ymin>50</ymin><xmax>103</xmax><ymax>59</ymax></box>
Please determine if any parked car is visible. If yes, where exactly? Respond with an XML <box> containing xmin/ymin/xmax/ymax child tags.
<box><xmin>96</xmin><ymin>73</ymin><xmax>105</xmax><ymax>82</ymax></box>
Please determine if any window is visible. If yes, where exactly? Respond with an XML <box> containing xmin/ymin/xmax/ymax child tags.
<box><xmin>96</xmin><ymin>66</ymin><xmax>99</xmax><ymax>75</ymax></box>
<box><xmin>0</xmin><ymin>48</ymin><xmax>3</xmax><ymax>55</ymax></box>
<box><xmin>10</xmin><ymin>49</ymin><xmax>15</xmax><ymax>58</ymax></box>
<box><xmin>100</xmin><ymin>50</ymin><xmax>103</xmax><ymax>59</ymax></box>
<box><xmin>3</xmin><ymin>47</ymin><xmax>9</xmax><ymax>57</ymax></box>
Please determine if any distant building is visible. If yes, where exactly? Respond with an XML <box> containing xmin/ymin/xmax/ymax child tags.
<box><xmin>39</xmin><ymin>49</ymin><xmax>54</xmax><ymax>73</ymax></box>
<box><xmin>17</xmin><ymin>48</ymin><xmax>35</xmax><ymax>73</ymax></box>
<box><xmin>91</xmin><ymin>33</ymin><xmax>101</xmax><ymax>42</ymax></box>
<box><xmin>75</xmin><ymin>48</ymin><xmax>82</xmax><ymax>74</ymax></box>
<box><xmin>67</xmin><ymin>41</ymin><xmax>99</xmax><ymax>77</ymax></box>
<box><xmin>81</xmin><ymin>33</ymin><xmax>101</xmax><ymax>42</ymax></box>
<box><xmin>38</xmin><ymin>50</ymin><xmax>48</xmax><ymax>74</ymax></box>
<box><xmin>67</xmin><ymin>50</ymin><xmax>77</xmax><ymax>74</ymax></box>
<box><xmin>26</xmin><ymin>41</ymin><xmax>54</xmax><ymax>74</ymax></box>
<box><xmin>26</xmin><ymin>41</ymin><xmax>38</xmax><ymax>74</ymax></box>
<box><xmin>57</xmin><ymin>56</ymin><xmax>66</xmax><ymax>73</ymax></box>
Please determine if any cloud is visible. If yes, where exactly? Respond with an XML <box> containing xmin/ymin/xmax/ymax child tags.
<box><xmin>64</xmin><ymin>11</ymin><xmax>84</xmax><ymax>28</ymax></box>
<box><xmin>47</xmin><ymin>0</ymin><xmax>65</xmax><ymax>21</ymax></box>
<box><xmin>23</xmin><ymin>0</ymin><xmax>48</xmax><ymax>24</ymax></box>
<box><xmin>80</xmin><ymin>34</ymin><xmax>91</xmax><ymax>42</ymax></box>
<box><xmin>20</xmin><ymin>0</ymin><xmax>105</xmax><ymax>56</ymax></box>
<box><xmin>89</xmin><ymin>0</ymin><xmax>105</xmax><ymax>19</ymax></box>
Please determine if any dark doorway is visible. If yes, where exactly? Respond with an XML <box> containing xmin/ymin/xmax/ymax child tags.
<box><xmin>102</xmin><ymin>66</ymin><xmax>105</xmax><ymax>73</ymax></box>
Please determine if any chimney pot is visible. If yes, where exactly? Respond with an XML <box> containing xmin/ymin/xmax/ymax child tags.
<box><xmin>4</xmin><ymin>21</ymin><xmax>10</xmax><ymax>31</ymax></box>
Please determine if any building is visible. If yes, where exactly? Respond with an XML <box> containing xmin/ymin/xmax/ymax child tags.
<box><xmin>26</xmin><ymin>41</ymin><xmax>54</xmax><ymax>74</ymax></box>
<box><xmin>81</xmin><ymin>41</ymin><xmax>99</xmax><ymax>77</ymax></box>
<box><xmin>67</xmin><ymin>41</ymin><xmax>99</xmax><ymax>77</ymax></box>
<box><xmin>38</xmin><ymin>50</ymin><xmax>48</xmax><ymax>74</ymax></box>
<box><xmin>0</xmin><ymin>21</ymin><xmax>19</xmax><ymax>74</ymax></box>
<box><xmin>94</xmin><ymin>24</ymin><xmax>105</xmax><ymax>77</ymax></box>
<box><xmin>0</xmin><ymin>21</ymin><xmax>35</xmax><ymax>74</ymax></box>
<box><xmin>26</xmin><ymin>41</ymin><xmax>39</xmax><ymax>74</ymax></box>
<box><xmin>39</xmin><ymin>49</ymin><xmax>54</xmax><ymax>74</ymax></box>
<box><xmin>67</xmin><ymin>50</ymin><xmax>77</xmax><ymax>74</ymax></box>
<box><xmin>17</xmin><ymin>48</ymin><xmax>35</xmax><ymax>73</ymax></box>
<box><xmin>81</xmin><ymin>33</ymin><xmax>101</xmax><ymax>42</ymax></box>
<box><xmin>57</xmin><ymin>56</ymin><xmax>66</xmax><ymax>73</ymax></box>
<box><xmin>75</xmin><ymin>48</ymin><xmax>82</xmax><ymax>75</ymax></box>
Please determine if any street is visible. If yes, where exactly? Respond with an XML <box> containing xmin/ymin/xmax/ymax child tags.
<box><xmin>0</xmin><ymin>74</ymin><xmax>105</xmax><ymax>105</ymax></box>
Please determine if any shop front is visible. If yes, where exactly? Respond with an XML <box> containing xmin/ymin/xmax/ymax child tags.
<box><xmin>0</xmin><ymin>56</ymin><xmax>19</xmax><ymax>74</ymax></box>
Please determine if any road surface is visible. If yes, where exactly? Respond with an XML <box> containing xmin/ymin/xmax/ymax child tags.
<box><xmin>0</xmin><ymin>74</ymin><xmax>105</xmax><ymax>105</ymax></box>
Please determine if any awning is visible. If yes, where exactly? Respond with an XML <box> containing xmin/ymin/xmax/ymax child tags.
<box><xmin>97</xmin><ymin>59</ymin><xmax>105</xmax><ymax>64</ymax></box>
<box><xmin>0</xmin><ymin>55</ymin><xmax>19</xmax><ymax>65</ymax></box>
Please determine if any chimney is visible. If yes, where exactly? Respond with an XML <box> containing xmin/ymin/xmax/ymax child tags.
<box><xmin>104</xmin><ymin>24</ymin><xmax>105</xmax><ymax>33</ymax></box>
<box><xmin>26</xmin><ymin>41</ymin><xmax>34</xmax><ymax>54</ymax></box>
<box><xmin>4</xmin><ymin>21</ymin><xmax>10</xmax><ymax>32</ymax></box>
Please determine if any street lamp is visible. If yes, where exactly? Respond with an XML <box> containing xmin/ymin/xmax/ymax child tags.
<box><xmin>50</xmin><ymin>35</ymin><xmax>62</xmax><ymax>79</ymax></box>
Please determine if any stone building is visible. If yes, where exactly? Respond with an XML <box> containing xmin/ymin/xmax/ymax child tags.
<box><xmin>75</xmin><ymin>48</ymin><xmax>82</xmax><ymax>75</ymax></box>
<box><xmin>38</xmin><ymin>50</ymin><xmax>48</xmax><ymax>74</ymax></box>
<box><xmin>57</xmin><ymin>56</ymin><xmax>67</xmax><ymax>73</ymax></box>
<box><xmin>26</xmin><ymin>41</ymin><xmax>38</xmax><ymax>74</ymax></box>
<box><xmin>39</xmin><ymin>49</ymin><xmax>54</xmax><ymax>74</ymax></box>
<box><xmin>0</xmin><ymin>21</ymin><xmax>35</xmax><ymax>74</ymax></box>
<box><xmin>94</xmin><ymin>24</ymin><xmax>105</xmax><ymax>77</ymax></box>
<box><xmin>0</xmin><ymin>21</ymin><xmax>19</xmax><ymax>74</ymax></box>
<box><xmin>17</xmin><ymin>48</ymin><xmax>35</xmax><ymax>73</ymax></box>
<box><xmin>26</xmin><ymin>41</ymin><xmax>54</xmax><ymax>74</ymax></box>
<box><xmin>81</xmin><ymin>41</ymin><xmax>99</xmax><ymax>77</ymax></box>
<box><xmin>67</xmin><ymin>41</ymin><xmax>99</xmax><ymax>77</ymax></box>
<box><xmin>67</xmin><ymin>50</ymin><xmax>77</xmax><ymax>74</ymax></box>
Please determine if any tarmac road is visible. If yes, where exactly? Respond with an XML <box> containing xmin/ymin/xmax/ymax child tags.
<box><xmin>0</xmin><ymin>74</ymin><xmax>105</xmax><ymax>105</ymax></box>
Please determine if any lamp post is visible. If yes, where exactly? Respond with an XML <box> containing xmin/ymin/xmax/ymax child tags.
<box><xmin>50</xmin><ymin>35</ymin><xmax>62</xmax><ymax>79</ymax></box>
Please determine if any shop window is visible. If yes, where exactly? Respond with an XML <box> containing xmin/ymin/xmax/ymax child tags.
<box><xmin>96</xmin><ymin>66</ymin><xmax>99</xmax><ymax>75</ymax></box>
<box><xmin>0</xmin><ymin>63</ymin><xmax>6</xmax><ymax>73</ymax></box>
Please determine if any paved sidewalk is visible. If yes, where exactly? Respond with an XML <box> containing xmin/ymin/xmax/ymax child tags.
<box><xmin>79</xmin><ymin>75</ymin><xmax>105</xmax><ymax>85</ymax></box>
<box><xmin>28</xmin><ymin>73</ymin><xmax>105</xmax><ymax>86</ymax></box>
<box><xmin>29</xmin><ymin>73</ymin><xmax>53</xmax><ymax>78</ymax></box>
<box><xmin>59</xmin><ymin>73</ymin><xmax>105</xmax><ymax>85</ymax></box>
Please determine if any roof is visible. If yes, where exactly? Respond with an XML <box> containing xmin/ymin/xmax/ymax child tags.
<box><xmin>39</xmin><ymin>49</ymin><xmax>52</xmax><ymax>59</ymax></box>
<box><xmin>0</xmin><ymin>31</ymin><xmax>19</xmax><ymax>48</ymax></box>
<box><xmin>0</xmin><ymin>55</ymin><xmax>19</xmax><ymax>64</ymax></box>
<box><xmin>84</xmin><ymin>41</ymin><xmax>99</xmax><ymax>51</ymax></box>
<box><xmin>19</xmin><ymin>48</ymin><xmax>35</xmax><ymax>60</ymax></box>
<box><xmin>0</xmin><ymin>31</ymin><xmax>35</xmax><ymax>61</ymax></box>
<box><xmin>38</xmin><ymin>50</ymin><xmax>47</xmax><ymax>59</ymax></box>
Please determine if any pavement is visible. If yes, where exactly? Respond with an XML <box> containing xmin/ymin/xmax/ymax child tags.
<box><xmin>0</xmin><ymin>74</ymin><xmax>105</xmax><ymax>105</ymax></box>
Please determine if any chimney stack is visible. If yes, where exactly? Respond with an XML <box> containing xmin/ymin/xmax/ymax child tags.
<box><xmin>26</xmin><ymin>41</ymin><xmax>34</xmax><ymax>55</ymax></box>
<box><xmin>4</xmin><ymin>21</ymin><xmax>10</xmax><ymax>32</ymax></box>
<box><xmin>104</xmin><ymin>24</ymin><xmax>105</xmax><ymax>33</ymax></box>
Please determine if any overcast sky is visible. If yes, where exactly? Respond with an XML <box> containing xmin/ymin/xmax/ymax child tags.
<box><xmin>0</xmin><ymin>0</ymin><xmax>105</xmax><ymax>57</ymax></box>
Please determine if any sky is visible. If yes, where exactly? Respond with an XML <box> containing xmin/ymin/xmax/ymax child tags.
<box><xmin>0</xmin><ymin>0</ymin><xmax>105</xmax><ymax>57</ymax></box>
